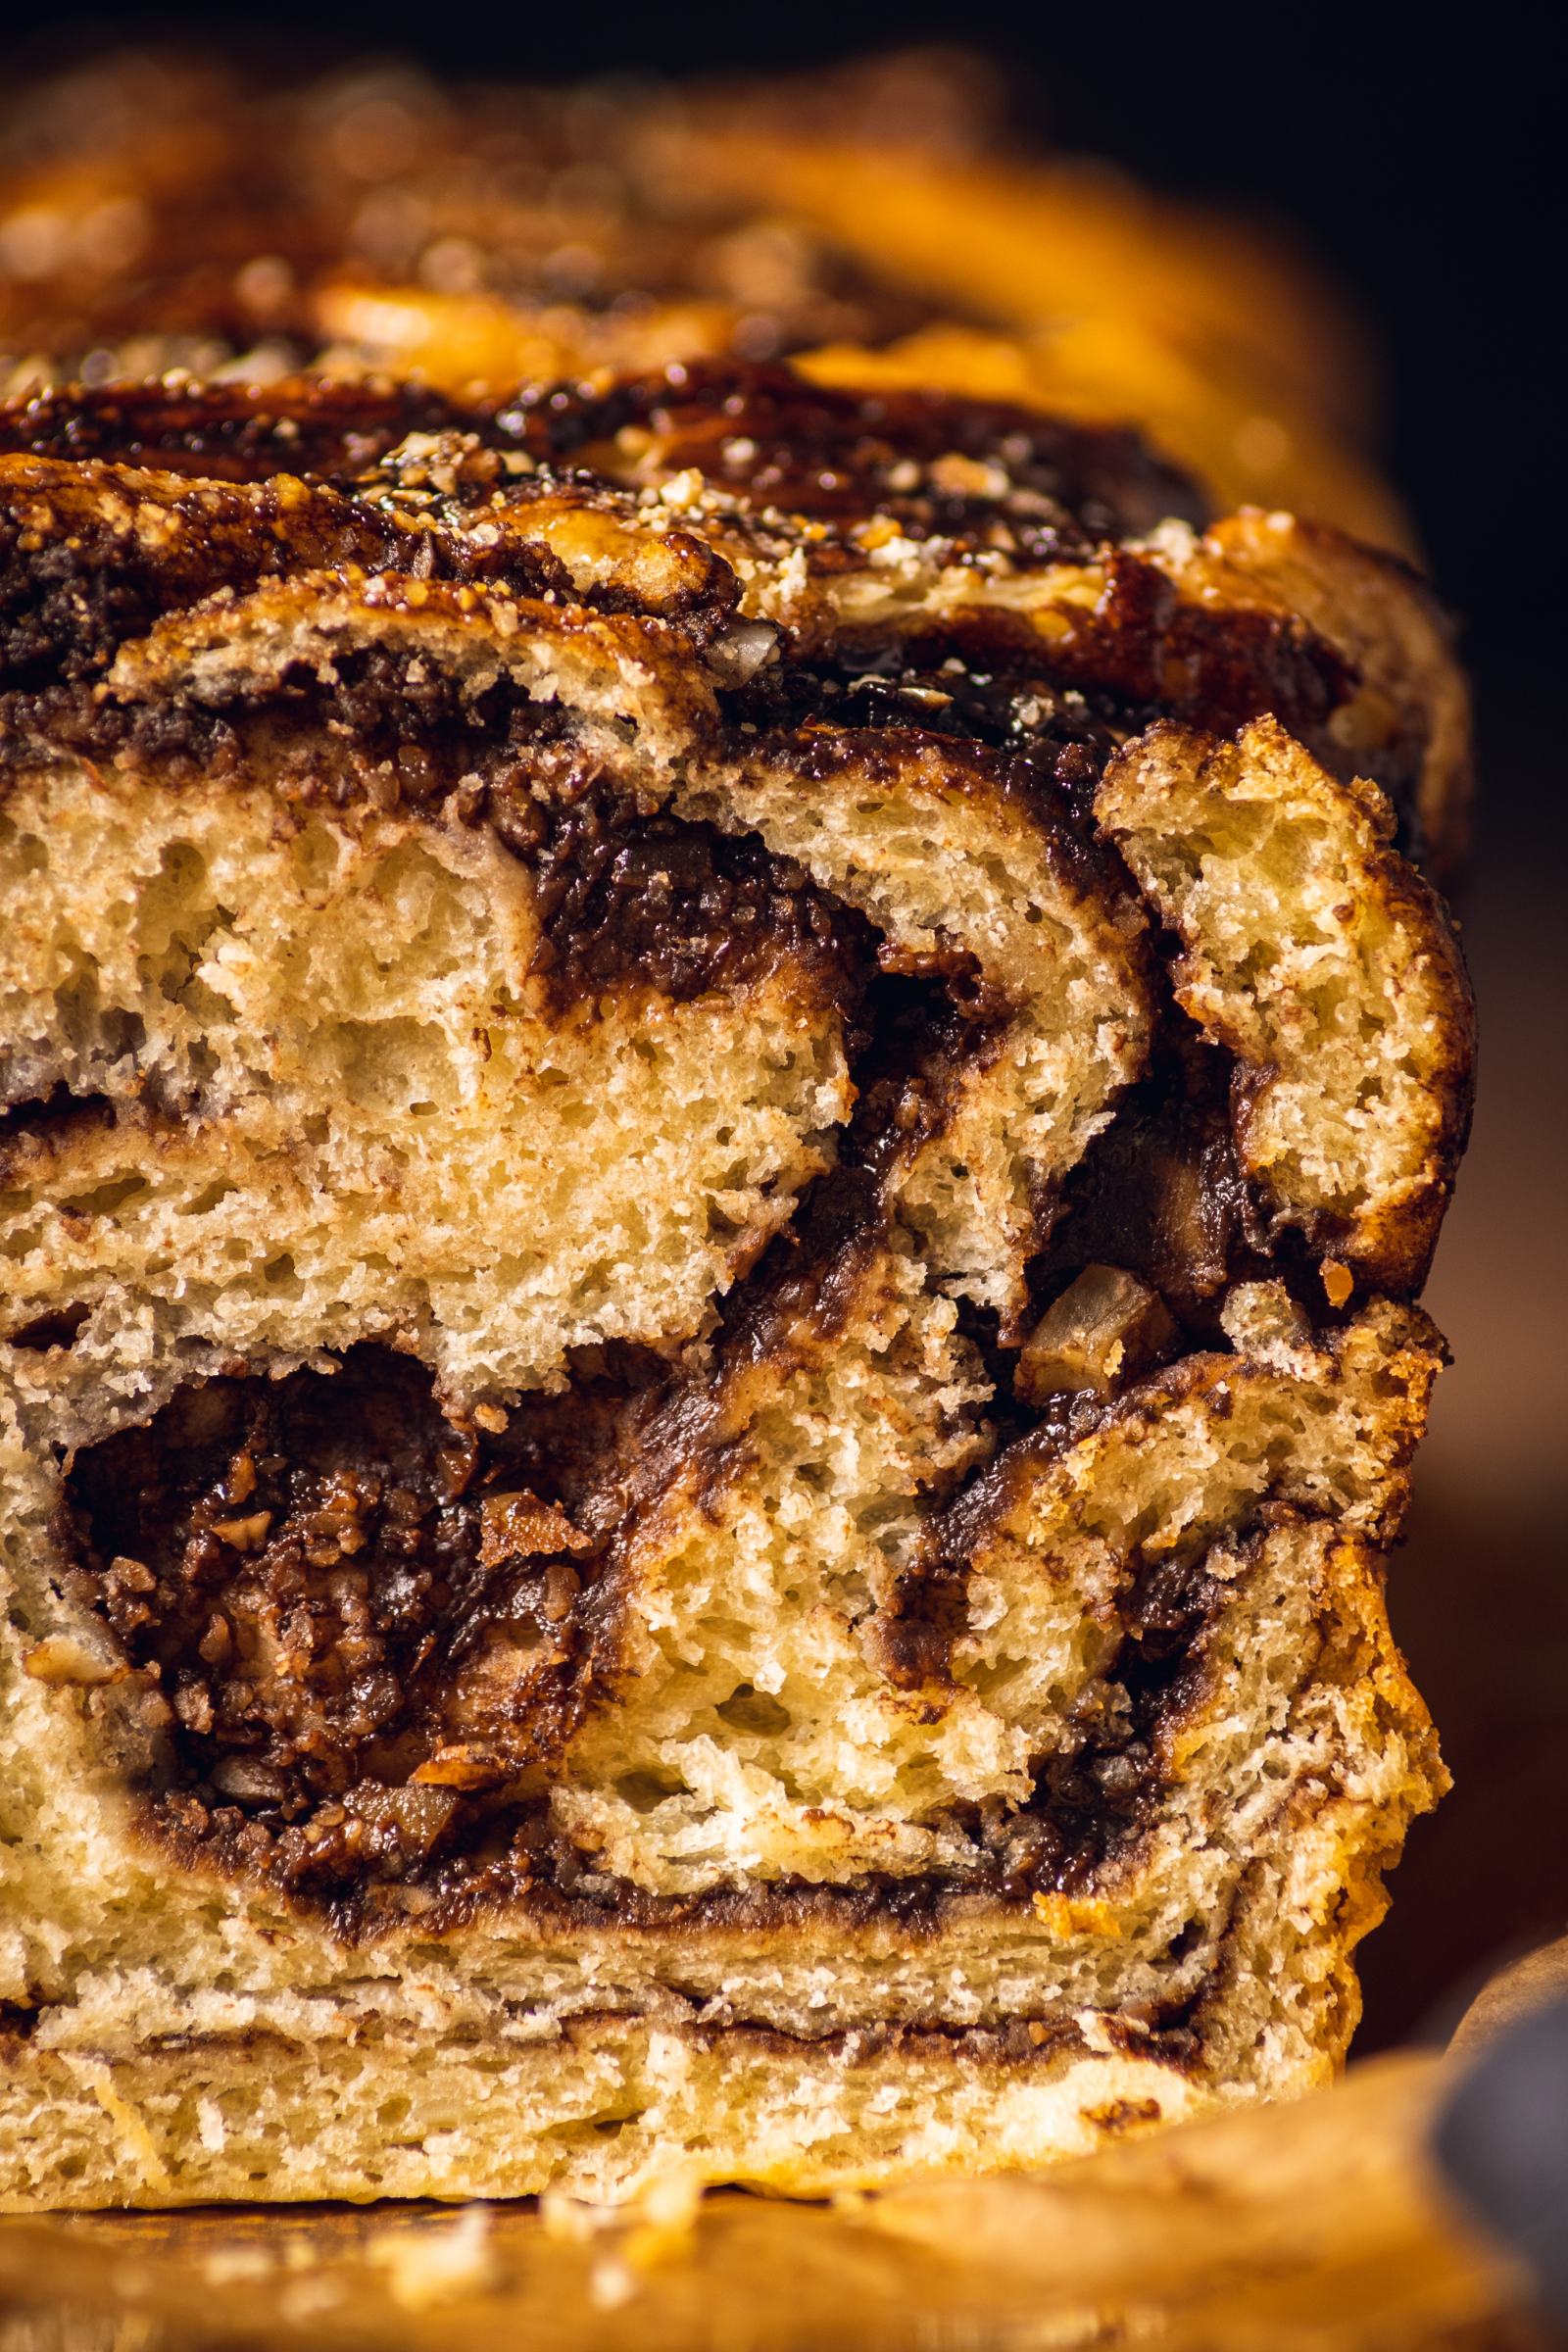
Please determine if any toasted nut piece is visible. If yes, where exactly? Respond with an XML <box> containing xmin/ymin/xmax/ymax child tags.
<box><xmin>210</xmin><ymin>1756</ymin><xmax>287</xmax><ymax>1803</ymax></box>
<box><xmin>478</xmin><ymin>1492</ymin><xmax>592</xmax><ymax>1567</ymax></box>
<box><xmin>344</xmin><ymin>1782</ymin><xmax>459</xmax><ymax>1853</ymax></box>
<box><xmin>1322</xmin><ymin>1258</ymin><xmax>1354</xmax><ymax>1308</ymax></box>
<box><xmin>412</xmin><ymin>1744</ymin><xmax>513</xmax><ymax>1791</ymax></box>
<box><xmin>21</xmin><ymin>1632</ymin><xmax>122</xmax><ymax>1688</ymax></box>
<box><xmin>1016</xmin><ymin>1266</ymin><xmax>1177</xmax><ymax>1403</ymax></box>
<box><xmin>209</xmin><ymin>1511</ymin><xmax>272</xmax><ymax>1552</ymax></box>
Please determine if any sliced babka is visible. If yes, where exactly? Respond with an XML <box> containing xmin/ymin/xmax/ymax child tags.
<box><xmin>0</xmin><ymin>365</ymin><xmax>1470</xmax><ymax>2205</ymax></box>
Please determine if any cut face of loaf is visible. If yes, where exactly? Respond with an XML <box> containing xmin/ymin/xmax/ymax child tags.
<box><xmin>0</xmin><ymin>367</ymin><xmax>1471</xmax><ymax>2208</ymax></box>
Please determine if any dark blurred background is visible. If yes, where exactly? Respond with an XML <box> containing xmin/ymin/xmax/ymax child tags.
<box><xmin>15</xmin><ymin>2</ymin><xmax>1566</xmax><ymax>2046</ymax></box>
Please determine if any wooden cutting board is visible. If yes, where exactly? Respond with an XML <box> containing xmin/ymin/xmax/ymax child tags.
<box><xmin>1</xmin><ymin>1950</ymin><xmax>1562</xmax><ymax>2351</ymax></box>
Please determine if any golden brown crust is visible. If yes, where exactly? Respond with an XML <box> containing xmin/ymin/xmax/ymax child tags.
<box><xmin>0</xmin><ymin>368</ymin><xmax>1457</xmax><ymax>869</ymax></box>
<box><xmin>1180</xmin><ymin>513</ymin><xmax>1473</xmax><ymax>885</ymax></box>
<box><xmin>0</xmin><ymin>48</ymin><xmax>1402</xmax><ymax>548</ymax></box>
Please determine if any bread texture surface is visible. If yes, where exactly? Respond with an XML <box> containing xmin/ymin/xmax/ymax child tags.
<box><xmin>0</xmin><ymin>336</ymin><xmax>1470</xmax><ymax>2209</ymax></box>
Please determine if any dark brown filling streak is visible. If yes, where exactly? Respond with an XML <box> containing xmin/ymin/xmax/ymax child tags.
<box><xmin>0</xmin><ymin>654</ymin><xmax>873</xmax><ymax>1041</ymax></box>
<box><xmin>0</xmin><ymin>2006</ymin><xmax>1203</xmax><ymax>2075</ymax></box>
<box><xmin>0</xmin><ymin>365</ymin><xmax>1434</xmax><ymax>853</ymax></box>
<box><xmin>54</xmin><ymin>1336</ymin><xmax>1245</xmax><ymax>1979</ymax></box>
<box><xmin>0</xmin><ymin>366</ymin><xmax>1209</xmax><ymax>547</ymax></box>
<box><xmin>16</xmin><ymin>707</ymin><xmax>1318</xmax><ymax>1941</ymax></box>
<box><xmin>1</xmin><ymin>371</ymin><xmax>1380</xmax><ymax>1938</ymax></box>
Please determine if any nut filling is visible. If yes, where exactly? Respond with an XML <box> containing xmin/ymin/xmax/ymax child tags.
<box><xmin>58</xmin><ymin>1349</ymin><xmax>635</xmax><ymax>1899</ymax></box>
<box><xmin>56</xmin><ymin>1344</ymin><xmax>1232</xmax><ymax>1930</ymax></box>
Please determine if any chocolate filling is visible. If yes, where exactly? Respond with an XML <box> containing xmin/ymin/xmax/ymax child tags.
<box><xmin>1</xmin><ymin>367</ymin><xmax>1402</xmax><ymax>1949</ymax></box>
<box><xmin>507</xmin><ymin>779</ymin><xmax>874</xmax><ymax>1013</ymax></box>
<box><xmin>730</xmin><ymin>653</ymin><xmax>1121</xmax><ymax>793</ymax></box>
<box><xmin>513</xmin><ymin>360</ymin><xmax>1209</xmax><ymax>548</ymax></box>
<box><xmin>1</xmin><ymin>637</ymin><xmax>871</xmax><ymax>1020</ymax></box>
<box><xmin>59</xmin><ymin>1348</ymin><xmax>649</xmax><ymax>1901</ymax></box>
<box><xmin>1027</xmin><ymin>1026</ymin><xmax>1260</xmax><ymax>1337</ymax></box>
<box><xmin>57</xmin><ymin>1344</ymin><xmax>1230</xmax><ymax>1939</ymax></box>
<box><xmin>988</xmin><ymin>1547</ymin><xmax>1226</xmax><ymax>1897</ymax></box>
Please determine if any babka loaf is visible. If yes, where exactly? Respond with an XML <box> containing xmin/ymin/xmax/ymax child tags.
<box><xmin>0</xmin><ymin>47</ymin><xmax>1404</xmax><ymax>549</ymax></box>
<box><xmin>0</xmin><ymin>360</ymin><xmax>1472</xmax><ymax>2206</ymax></box>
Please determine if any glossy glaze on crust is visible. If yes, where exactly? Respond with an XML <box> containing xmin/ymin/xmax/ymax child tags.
<box><xmin>0</xmin><ymin>57</ymin><xmax>952</xmax><ymax>385</ymax></box>
<box><xmin>0</xmin><ymin>44</ymin><xmax>1416</xmax><ymax>561</ymax></box>
<box><xmin>0</xmin><ymin>369</ymin><xmax>1438</xmax><ymax>849</ymax></box>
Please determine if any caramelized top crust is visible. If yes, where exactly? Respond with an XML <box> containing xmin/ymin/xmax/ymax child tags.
<box><xmin>0</xmin><ymin>368</ymin><xmax>1200</xmax><ymax>702</ymax></box>
<box><xmin>0</xmin><ymin>368</ymin><xmax>1451</xmax><ymax>858</ymax></box>
<box><xmin>0</xmin><ymin>365</ymin><xmax>1204</xmax><ymax>529</ymax></box>
<box><xmin>506</xmin><ymin>361</ymin><xmax>1206</xmax><ymax>545</ymax></box>
<box><xmin>0</xmin><ymin>55</ymin><xmax>947</xmax><ymax>384</ymax></box>
<box><xmin>0</xmin><ymin>47</ymin><xmax>1404</xmax><ymax>546</ymax></box>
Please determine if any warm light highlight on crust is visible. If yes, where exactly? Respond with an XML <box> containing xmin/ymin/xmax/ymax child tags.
<box><xmin>2</xmin><ymin>48</ymin><xmax>1402</xmax><ymax>548</ymax></box>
